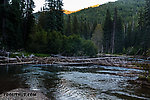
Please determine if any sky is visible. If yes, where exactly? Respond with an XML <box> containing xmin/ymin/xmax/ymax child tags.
<box><xmin>33</xmin><ymin>0</ymin><xmax>117</xmax><ymax>12</ymax></box>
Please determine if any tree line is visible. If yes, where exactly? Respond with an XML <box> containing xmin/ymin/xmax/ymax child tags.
<box><xmin>0</xmin><ymin>0</ymin><xmax>149</xmax><ymax>56</ymax></box>
<box><xmin>63</xmin><ymin>0</ymin><xmax>150</xmax><ymax>55</ymax></box>
<box><xmin>0</xmin><ymin>0</ymin><xmax>98</xmax><ymax>57</ymax></box>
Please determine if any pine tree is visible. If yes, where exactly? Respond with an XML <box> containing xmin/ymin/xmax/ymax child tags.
<box><xmin>90</xmin><ymin>21</ymin><xmax>97</xmax><ymax>39</ymax></box>
<box><xmin>6</xmin><ymin>0</ymin><xmax>24</xmax><ymax>49</ymax></box>
<box><xmin>72</xmin><ymin>15</ymin><xmax>79</xmax><ymax>34</ymax></box>
<box><xmin>136</xmin><ymin>9</ymin><xmax>145</xmax><ymax>49</ymax></box>
<box><xmin>38</xmin><ymin>11</ymin><xmax>48</xmax><ymax>30</ymax></box>
<box><xmin>0</xmin><ymin>0</ymin><xmax>25</xmax><ymax>49</ymax></box>
<box><xmin>83</xmin><ymin>22</ymin><xmax>88</xmax><ymax>39</ymax></box>
<box><xmin>65</xmin><ymin>15</ymin><xmax>72</xmax><ymax>36</ymax></box>
<box><xmin>145</xmin><ymin>0</ymin><xmax>150</xmax><ymax>28</ymax></box>
<box><xmin>114</xmin><ymin>16</ymin><xmax>124</xmax><ymax>53</ymax></box>
<box><xmin>0</xmin><ymin>0</ymin><xmax>9</xmax><ymax>46</ymax></box>
<box><xmin>125</xmin><ymin>23</ymin><xmax>132</xmax><ymax>48</ymax></box>
<box><xmin>79</xmin><ymin>17</ymin><xmax>84</xmax><ymax>38</ymax></box>
<box><xmin>143</xmin><ymin>0</ymin><xmax>150</xmax><ymax>50</ymax></box>
<box><xmin>23</xmin><ymin>0</ymin><xmax>35</xmax><ymax>49</ymax></box>
<box><xmin>111</xmin><ymin>8</ymin><xmax>117</xmax><ymax>54</ymax></box>
<box><xmin>56</xmin><ymin>0</ymin><xmax>63</xmax><ymax>33</ymax></box>
<box><xmin>45</xmin><ymin>0</ymin><xmax>63</xmax><ymax>33</ymax></box>
<box><xmin>111</xmin><ymin>8</ymin><xmax>124</xmax><ymax>53</ymax></box>
<box><xmin>103</xmin><ymin>9</ymin><xmax>113</xmax><ymax>53</ymax></box>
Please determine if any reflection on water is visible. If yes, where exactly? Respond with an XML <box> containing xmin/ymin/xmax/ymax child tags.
<box><xmin>0</xmin><ymin>64</ymin><xmax>150</xmax><ymax>99</ymax></box>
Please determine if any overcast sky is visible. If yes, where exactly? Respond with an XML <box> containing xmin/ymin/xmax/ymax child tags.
<box><xmin>33</xmin><ymin>0</ymin><xmax>117</xmax><ymax>12</ymax></box>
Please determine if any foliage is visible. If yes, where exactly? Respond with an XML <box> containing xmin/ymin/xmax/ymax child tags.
<box><xmin>62</xmin><ymin>0</ymin><xmax>148</xmax><ymax>55</ymax></box>
<box><xmin>42</xmin><ymin>0</ymin><xmax>64</xmax><ymax>33</ymax></box>
<box><xmin>114</xmin><ymin>13</ymin><xmax>124</xmax><ymax>53</ymax></box>
<box><xmin>29</xmin><ymin>26</ymin><xmax>48</xmax><ymax>53</ymax></box>
<box><xmin>0</xmin><ymin>0</ymin><xmax>35</xmax><ymax>50</ymax></box>
<box><xmin>28</xmin><ymin>27</ymin><xmax>97</xmax><ymax>56</ymax></box>
<box><xmin>82</xmin><ymin>40</ymin><xmax>98</xmax><ymax>57</ymax></box>
<box><xmin>103</xmin><ymin>9</ymin><xmax>113</xmax><ymax>53</ymax></box>
<box><xmin>1</xmin><ymin>0</ymin><xmax>149</xmax><ymax>57</ymax></box>
<box><xmin>68</xmin><ymin>0</ymin><xmax>144</xmax><ymax>24</ymax></box>
<box><xmin>64</xmin><ymin>15</ymin><xmax>72</xmax><ymax>36</ymax></box>
<box><xmin>62</xmin><ymin>34</ymin><xmax>98</xmax><ymax>56</ymax></box>
<box><xmin>63</xmin><ymin>34</ymin><xmax>83</xmax><ymax>56</ymax></box>
<box><xmin>92</xmin><ymin>24</ymin><xmax>103</xmax><ymax>53</ymax></box>
<box><xmin>10</xmin><ymin>52</ymin><xmax>50</xmax><ymax>58</ymax></box>
<box><xmin>47</xmin><ymin>31</ymin><xmax>63</xmax><ymax>54</ymax></box>
<box><xmin>129</xmin><ymin>0</ymin><xmax>150</xmax><ymax>54</ymax></box>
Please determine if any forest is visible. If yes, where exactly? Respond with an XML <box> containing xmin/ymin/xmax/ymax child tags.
<box><xmin>0</xmin><ymin>0</ymin><xmax>150</xmax><ymax>57</ymax></box>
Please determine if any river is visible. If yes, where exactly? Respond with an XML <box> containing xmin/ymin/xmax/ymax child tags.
<box><xmin>0</xmin><ymin>64</ymin><xmax>150</xmax><ymax>100</ymax></box>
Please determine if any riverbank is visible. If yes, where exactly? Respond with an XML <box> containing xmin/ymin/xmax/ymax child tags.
<box><xmin>0</xmin><ymin>55</ymin><xmax>149</xmax><ymax>68</ymax></box>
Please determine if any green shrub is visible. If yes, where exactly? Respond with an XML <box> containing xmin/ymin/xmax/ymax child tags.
<box><xmin>62</xmin><ymin>34</ymin><xmax>98</xmax><ymax>57</ymax></box>
<box><xmin>28</xmin><ymin>28</ymin><xmax>98</xmax><ymax>57</ymax></box>
<box><xmin>82</xmin><ymin>40</ymin><xmax>98</xmax><ymax>57</ymax></box>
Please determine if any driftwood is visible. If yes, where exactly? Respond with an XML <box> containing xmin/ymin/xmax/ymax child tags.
<box><xmin>0</xmin><ymin>55</ymin><xmax>149</xmax><ymax>69</ymax></box>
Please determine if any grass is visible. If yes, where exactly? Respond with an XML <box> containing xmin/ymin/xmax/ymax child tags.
<box><xmin>10</xmin><ymin>51</ymin><xmax>50</xmax><ymax>58</ymax></box>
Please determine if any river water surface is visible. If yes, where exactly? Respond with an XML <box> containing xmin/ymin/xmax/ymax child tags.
<box><xmin>0</xmin><ymin>64</ymin><xmax>150</xmax><ymax>100</ymax></box>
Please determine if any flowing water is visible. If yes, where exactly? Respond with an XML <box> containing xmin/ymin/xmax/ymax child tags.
<box><xmin>0</xmin><ymin>64</ymin><xmax>150</xmax><ymax>100</ymax></box>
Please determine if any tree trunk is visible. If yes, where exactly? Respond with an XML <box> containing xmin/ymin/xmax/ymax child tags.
<box><xmin>112</xmin><ymin>8</ymin><xmax>117</xmax><ymax>54</ymax></box>
<box><xmin>2</xmin><ymin>0</ymin><xmax>6</xmax><ymax>44</ymax></box>
<box><xmin>112</xmin><ymin>21</ymin><xmax>115</xmax><ymax>54</ymax></box>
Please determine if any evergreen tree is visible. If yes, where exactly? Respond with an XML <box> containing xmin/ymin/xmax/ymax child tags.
<box><xmin>111</xmin><ymin>8</ymin><xmax>124</xmax><ymax>53</ymax></box>
<box><xmin>135</xmin><ymin>0</ymin><xmax>150</xmax><ymax>53</ymax></box>
<box><xmin>55</xmin><ymin>0</ymin><xmax>63</xmax><ymax>33</ymax></box>
<box><xmin>125</xmin><ymin>23</ymin><xmax>132</xmax><ymax>48</ymax></box>
<box><xmin>23</xmin><ymin>0</ymin><xmax>35</xmax><ymax>49</ymax></box>
<box><xmin>114</xmin><ymin>15</ymin><xmax>124</xmax><ymax>53</ymax></box>
<box><xmin>103</xmin><ymin>9</ymin><xmax>113</xmax><ymax>53</ymax></box>
<box><xmin>45</xmin><ymin>0</ymin><xmax>63</xmax><ymax>33</ymax></box>
<box><xmin>111</xmin><ymin>8</ymin><xmax>117</xmax><ymax>54</ymax></box>
<box><xmin>0</xmin><ymin>0</ymin><xmax>26</xmax><ymax>49</ymax></box>
<box><xmin>38</xmin><ymin>11</ymin><xmax>48</xmax><ymax>30</ymax></box>
<box><xmin>65</xmin><ymin>15</ymin><xmax>72</xmax><ymax>36</ymax></box>
<box><xmin>79</xmin><ymin>17</ymin><xmax>84</xmax><ymax>38</ymax></box>
<box><xmin>136</xmin><ymin>9</ymin><xmax>145</xmax><ymax>49</ymax></box>
<box><xmin>83</xmin><ymin>22</ymin><xmax>88</xmax><ymax>39</ymax></box>
<box><xmin>143</xmin><ymin>0</ymin><xmax>150</xmax><ymax>51</ymax></box>
<box><xmin>72</xmin><ymin>15</ymin><xmax>79</xmax><ymax>34</ymax></box>
<box><xmin>145</xmin><ymin>0</ymin><xmax>150</xmax><ymax>28</ymax></box>
<box><xmin>6</xmin><ymin>0</ymin><xmax>24</xmax><ymax>49</ymax></box>
<box><xmin>90</xmin><ymin>21</ymin><xmax>97</xmax><ymax>39</ymax></box>
<box><xmin>0</xmin><ymin>0</ymin><xmax>9</xmax><ymax>46</ymax></box>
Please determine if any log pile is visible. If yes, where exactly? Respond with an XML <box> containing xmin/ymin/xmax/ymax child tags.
<box><xmin>0</xmin><ymin>55</ymin><xmax>149</xmax><ymax>69</ymax></box>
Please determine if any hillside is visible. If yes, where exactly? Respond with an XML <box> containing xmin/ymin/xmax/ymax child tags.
<box><xmin>63</xmin><ymin>4</ymin><xmax>100</xmax><ymax>14</ymax></box>
<box><xmin>68</xmin><ymin>0</ymin><xmax>145</xmax><ymax>24</ymax></box>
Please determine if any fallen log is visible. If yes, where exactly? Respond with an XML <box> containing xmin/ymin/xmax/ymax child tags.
<box><xmin>54</xmin><ymin>62</ymin><xmax>94</xmax><ymax>66</ymax></box>
<box><xmin>0</xmin><ymin>62</ymin><xmax>34</xmax><ymax>66</ymax></box>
